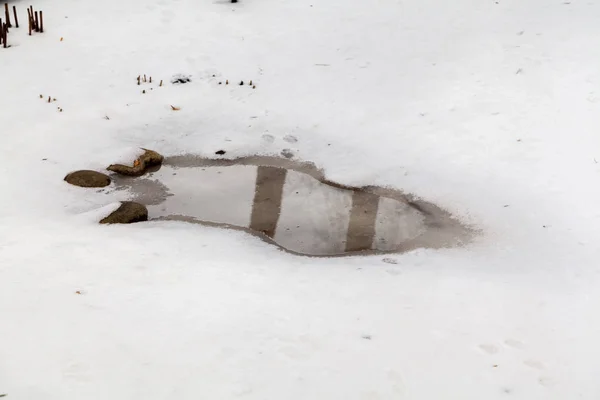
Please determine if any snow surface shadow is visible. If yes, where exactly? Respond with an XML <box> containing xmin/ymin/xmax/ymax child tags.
<box><xmin>112</xmin><ymin>155</ymin><xmax>474</xmax><ymax>257</ymax></box>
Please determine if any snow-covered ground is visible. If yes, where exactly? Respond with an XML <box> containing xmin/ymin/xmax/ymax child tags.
<box><xmin>1</xmin><ymin>0</ymin><xmax>600</xmax><ymax>398</ymax></box>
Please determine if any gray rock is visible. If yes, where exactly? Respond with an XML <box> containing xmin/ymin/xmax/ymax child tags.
<box><xmin>100</xmin><ymin>201</ymin><xmax>148</xmax><ymax>224</ymax></box>
<box><xmin>64</xmin><ymin>170</ymin><xmax>111</xmax><ymax>188</ymax></box>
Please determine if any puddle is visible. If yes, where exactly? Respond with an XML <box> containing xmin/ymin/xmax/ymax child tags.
<box><xmin>112</xmin><ymin>155</ymin><xmax>473</xmax><ymax>256</ymax></box>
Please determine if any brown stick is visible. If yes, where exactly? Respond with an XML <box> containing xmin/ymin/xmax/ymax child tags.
<box><xmin>12</xmin><ymin>6</ymin><xmax>17</xmax><ymax>28</ymax></box>
<box><xmin>3</xmin><ymin>23</ymin><xmax>7</xmax><ymax>48</ymax></box>
<box><xmin>4</xmin><ymin>3</ymin><xmax>11</xmax><ymax>28</ymax></box>
<box><xmin>34</xmin><ymin>11</ymin><xmax>38</xmax><ymax>32</ymax></box>
<box><xmin>0</xmin><ymin>18</ymin><xmax>5</xmax><ymax>46</ymax></box>
<box><xmin>27</xmin><ymin>9</ymin><xmax>31</xmax><ymax>35</ymax></box>
<box><xmin>39</xmin><ymin>11</ymin><xmax>43</xmax><ymax>32</ymax></box>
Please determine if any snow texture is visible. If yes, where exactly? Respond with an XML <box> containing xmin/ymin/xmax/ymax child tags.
<box><xmin>1</xmin><ymin>0</ymin><xmax>600</xmax><ymax>399</ymax></box>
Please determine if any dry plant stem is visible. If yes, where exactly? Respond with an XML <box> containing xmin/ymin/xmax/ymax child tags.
<box><xmin>39</xmin><ymin>11</ymin><xmax>43</xmax><ymax>32</ymax></box>
<box><xmin>4</xmin><ymin>3</ymin><xmax>11</xmax><ymax>28</ymax></box>
<box><xmin>12</xmin><ymin>6</ymin><xmax>17</xmax><ymax>28</ymax></box>
<box><xmin>27</xmin><ymin>8</ymin><xmax>31</xmax><ymax>35</ymax></box>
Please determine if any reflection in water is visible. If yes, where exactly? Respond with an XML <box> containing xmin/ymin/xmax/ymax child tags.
<box><xmin>112</xmin><ymin>155</ymin><xmax>473</xmax><ymax>256</ymax></box>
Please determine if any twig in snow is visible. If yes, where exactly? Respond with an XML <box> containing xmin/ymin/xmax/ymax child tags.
<box><xmin>4</xmin><ymin>3</ymin><xmax>11</xmax><ymax>28</ymax></box>
<box><xmin>34</xmin><ymin>10</ymin><xmax>39</xmax><ymax>32</ymax></box>
<box><xmin>39</xmin><ymin>10</ymin><xmax>43</xmax><ymax>32</ymax></box>
<box><xmin>27</xmin><ymin>8</ymin><xmax>31</xmax><ymax>35</ymax></box>
<box><xmin>13</xmin><ymin>6</ymin><xmax>17</xmax><ymax>28</ymax></box>
<box><xmin>2</xmin><ymin>22</ymin><xmax>6</xmax><ymax>48</ymax></box>
<box><xmin>170</xmin><ymin>105</ymin><xmax>180</xmax><ymax>111</ymax></box>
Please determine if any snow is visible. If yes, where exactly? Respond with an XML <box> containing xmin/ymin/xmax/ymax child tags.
<box><xmin>1</xmin><ymin>0</ymin><xmax>600</xmax><ymax>398</ymax></box>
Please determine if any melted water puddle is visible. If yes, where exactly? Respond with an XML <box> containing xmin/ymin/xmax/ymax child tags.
<box><xmin>113</xmin><ymin>156</ymin><xmax>471</xmax><ymax>256</ymax></box>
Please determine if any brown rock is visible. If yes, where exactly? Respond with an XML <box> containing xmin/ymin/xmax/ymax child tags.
<box><xmin>107</xmin><ymin>148</ymin><xmax>164</xmax><ymax>176</ymax></box>
<box><xmin>64</xmin><ymin>170</ymin><xmax>111</xmax><ymax>188</ymax></box>
<box><xmin>99</xmin><ymin>201</ymin><xmax>148</xmax><ymax>224</ymax></box>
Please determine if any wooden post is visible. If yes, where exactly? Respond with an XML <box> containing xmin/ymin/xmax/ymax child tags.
<box><xmin>27</xmin><ymin>8</ymin><xmax>31</xmax><ymax>35</ymax></box>
<box><xmin>39</xmin><ymin>11</ymin><xmax>43</xmax><ymax>32</ymax></box>
<box><xmin>3</xmin><ymin>23</ymin><xmax>7</xmax><ymax>48</ymax></box>
<box><xmin>12</xmin><ymin>6</ymin><xmax>17</xmax><ymax>28</ymax></box>
<box><xmin>34</xmin><ymin>11</ymin><xmax>38</xmax><ymax>32</ymax></box>
<box><xmin>4</xmin><ymin>3</ymin><xmax>11</xmax><ymax>28</ymax></box>
<box><xmin>0</xmin><ymin>18</ymin><xmax>3</xmax><ymax>44</ymax></box>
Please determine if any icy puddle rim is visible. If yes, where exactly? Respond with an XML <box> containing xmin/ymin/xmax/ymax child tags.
<box><xmin>112</xmin><ymin>154</ymin><xmax>475</xmax><ymax>257</ymax></box>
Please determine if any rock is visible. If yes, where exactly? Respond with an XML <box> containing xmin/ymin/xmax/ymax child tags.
<box><xmin>215</xmin><ymin>150</ymin><xmax>226</xmax><ymax>155</ymax></box>
<box><xmin>64</xmin><ymin>170</ymin><xmax>111</xmax><ymax>188</ymax></box>
<box><xmin>100</xmin><ymin>201</ymin><xmax>148</xmax><ymax>224</ymax></box>
<box><xmin>107</xmin><ymin>148</ymin><xmax>164</xmax><ymax>177</ymax></box>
